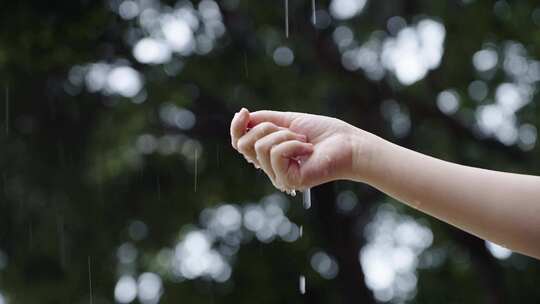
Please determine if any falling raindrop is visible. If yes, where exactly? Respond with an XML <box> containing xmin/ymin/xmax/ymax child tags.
<box><xmin>194</xmin><ymin>148</ymin><xmax>198</xmax><ymax>192</ymax></box>
<box><xmin>156</xmin><ymin>176</ymin><xmax>161</xmax><ymax>200</ymax></box>
<box><xmin>284</xmin><ymin>0</ymin><xmax>289</xmax><ymax>38</ymax></box>
<box><xmin>5</xmin><ymin>85</ymin><xmax>9</xmax><ymax>135</ymax></box>
<box><xmin>2</xmin><ymin>173</ymin><xmax>6</xmax><ymax>196</ymax></box>
<box><xmin>244</xmin><ymin>52</ymin><xmax>249</xmax><ymax>78</ymax></box>
<box><xmin>299</xmin><ymin>225</ymin><xmax>303</xmax><ymax>238</ymax></box>
<box><xmin>28</xmin><ymin>221</ymin><xmax>33</xmax><ymax>249</ymax></box>
<box><xmin>57</xmin><ymin>141</ymin><xmax>66</xmax><ymax>168</ymax></box>
<box><xmin>88</xmin><ymin>256</ymin><xmax>93</xmax><ymax>304</ymax></box>
<box><xmin>311</xmin><ymin>0</ymin><xmax>316</xmax><ymax>25</ymax></box>
<box><xmin>57</xmin><ymin>215</ymin><xmax>66</xmax><ymax>269</ymax></box>
<box><xmin>216</xmin><ymin>144</ymin><xmax>220</xmax><ymax>167</ymax></box>
<box><xmin>299</xmin><ymin>275</ymin><xmax>306</xmax><ymax>294</ymax></box>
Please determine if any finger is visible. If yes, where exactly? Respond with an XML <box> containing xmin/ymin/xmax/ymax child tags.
<box><xmin>248</xmin><ymin>110</ymin><xmax>300</xmax><ymax>129</ymax></box>
<box><xmin>270</xmin><ymin>140</ymin><xmax>314</xmax><ymax>190</ymax></box>
<box><xmin>237</xmin><ymin>122</ymin><xmax>283</xmax><ymax>165</ymax></box>
<box><xmin>230</xmin><ymin>108</ymin><xmax>250</xmax><ymax>150</ymax></box>
<box><xmin>254</xmin><ymin>129</ymin><xmax>307</xmax><ymax>182</ymax></box>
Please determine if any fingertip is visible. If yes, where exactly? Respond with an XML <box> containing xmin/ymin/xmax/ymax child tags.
<box><xmin>301</xmin><ymin>142</ymin><xmax>314</xmax><ymax>155</ymax></box>
<box><xmin>231</xmin><ymin>110</ymin><xmax>248</xmax><ymax>150</ymax></box>
<box><xmin>240</xmin><ymin>108</ymin><xmax>250</xmax><ymax>122</ymax></box>
<box><xmin>302</xmin><ymin>142</ymin><xmax>314</xmax><ymax>154</ymax></box>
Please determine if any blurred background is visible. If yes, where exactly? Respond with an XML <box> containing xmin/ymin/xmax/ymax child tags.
<box><xmin>1</xmin><ymin>0</ymin><xmax>540</xmax><ymax>303</ymax></box>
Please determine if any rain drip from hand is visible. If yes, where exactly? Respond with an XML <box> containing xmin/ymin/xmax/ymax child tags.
<box><xmin>311</xmin><ymin>0</ymin><xmax>316</xmax><ymax>25</ymax></box>
<box><xmin>303</xmin><ymin>188</ymin><xmax>311</xmax><ymax>209</ymax></box>
<box><xmin>299</xmin><ymin>188</ymin><xmax>312</xmax><ymax>295</ymax></box>
<box><xmin>299</xmin><ymin>275</ymin><xmax>306</xmax><ymax>295</ymax></box>
<box><xmin>284</xmin><ymin>0</ymin><xmax>289</xmax><ymax>38</ymax></box>
<box><xmin>277</xmin><ymin>3</ymin><xmax>318</xmax><ymax>295</ymax></box>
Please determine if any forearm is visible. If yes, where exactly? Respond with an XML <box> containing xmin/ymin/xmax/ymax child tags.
<box><xmin>353</xmin><ymin>131</ymin><xmax>540</xmax><ymax>259</ymax></box>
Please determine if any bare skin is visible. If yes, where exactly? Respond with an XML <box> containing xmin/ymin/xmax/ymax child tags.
<box><xmin>230</xmin><ymin>108</ymin><xmax>540</xmax><ymax>260</ymax></box>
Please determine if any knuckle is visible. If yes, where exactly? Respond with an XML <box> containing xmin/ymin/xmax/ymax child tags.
<box><xmin>257</xmin><ymin>122</ymin><xmax>276</xmax><ymax>133</ymax></box>
<box><xmin>285</xmin><ymin>130</ymin><xmax>300</xmax><ymax>142</ymax></box>
<box><xmin>254</xmin><ymin>140</ymin><xmax>266</xmax><ymax>154</ymax></box>
<box><xmin>274</xmin><ymin>129</ymin><xmax>289</xmax><ymax>139</ymax></box>
<box><xmin>269</xmin><ymin>144</ymin><xmax>280</xmax><ymax>158</ymax></box>
<box><xmin>237</xmin><ymin>139</ymin><xmax>250</xmax><ymax>153</ymax></box>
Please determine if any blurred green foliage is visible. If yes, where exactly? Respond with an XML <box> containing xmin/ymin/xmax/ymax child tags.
<box><xmin>0</xmin><ymin>0</ymin><xmax>539</xmax><ymax>303</ymax></box>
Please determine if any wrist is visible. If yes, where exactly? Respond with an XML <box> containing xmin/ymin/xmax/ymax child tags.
<box><xmin>348</xmin><ymin>129</ymin><xmax>385</xmax><ymax>184</ymax></box>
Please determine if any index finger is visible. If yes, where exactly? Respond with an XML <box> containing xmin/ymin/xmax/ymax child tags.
<box><xmin>230</xmin><ymin>108</ymin><xmax>250</xmax><ymax>150</ymax></box>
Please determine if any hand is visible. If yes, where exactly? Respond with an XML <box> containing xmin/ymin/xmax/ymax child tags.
<box><xmin>230</xmin><ymin>108</ymin><xmax>371</xmax><ymax>192</ymax></box>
